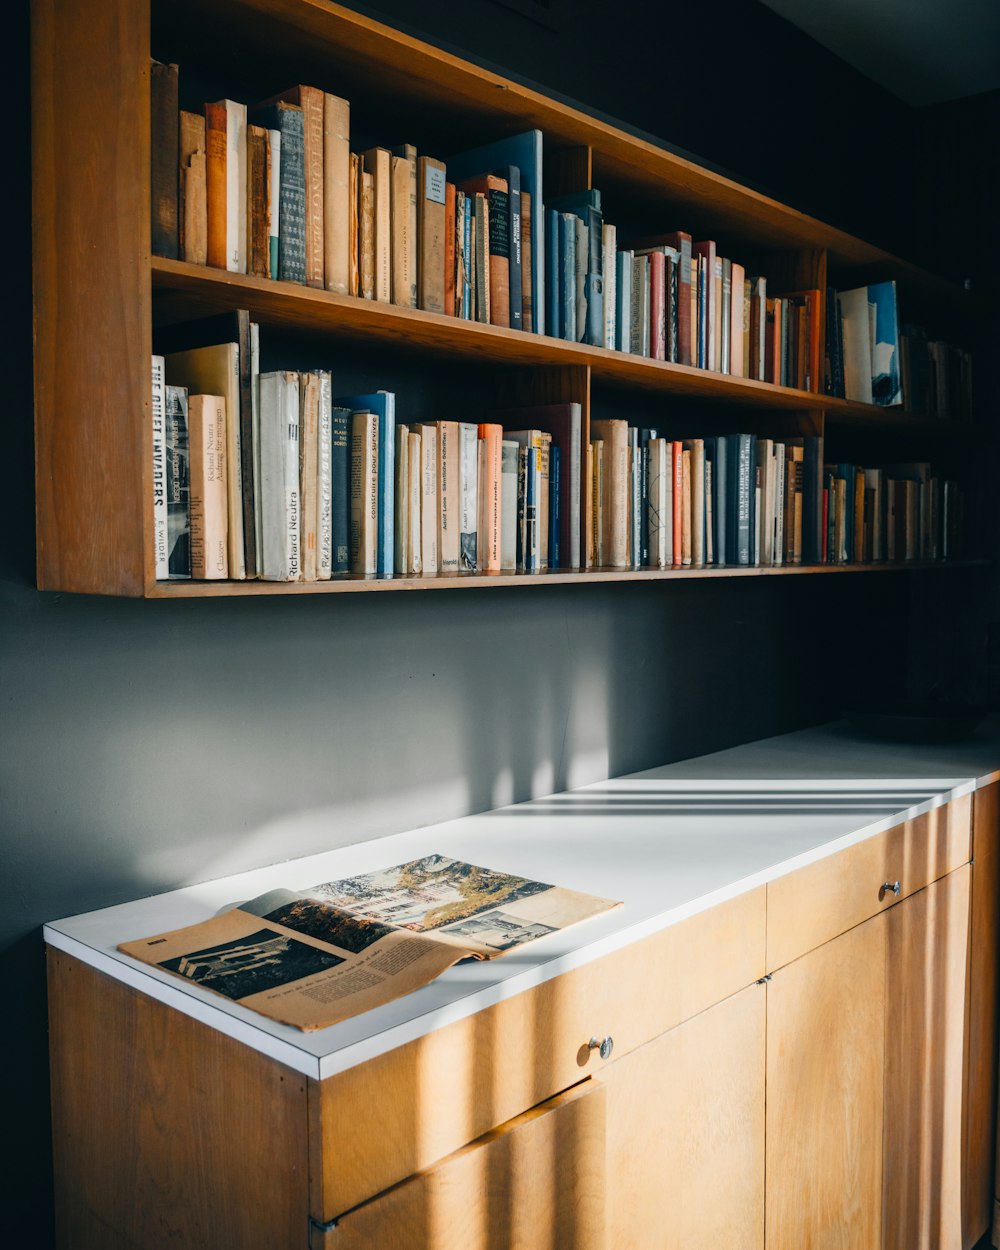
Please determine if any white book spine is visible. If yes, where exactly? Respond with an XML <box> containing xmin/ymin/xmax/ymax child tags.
<box><xmin>259</xmin><ymin>371</ymin><xmax>299</xmax><ymax>580</ymax></box>
<box><xmin>225</xmin><ymin>100</ymin><xmax>248</xmax><ymax>273</ymax></box>
<box><xmin>250</xmin><ymin>323</ymin><xmax>262</xmax><ymax>567</ymax></box>
<box><xmin>603</xmin><ymin>223</ymin><xmax>616</xmax><ymax>351</ymax></box>
<box><xmin>663</xmin><ymin>442</ymin><xmax>673</xmax><ymax>560</ymax></box>
<box><xmin>407</xmin><ymin>432</ymin><xmax>422</xmax><ymax>574</ymax></box>
<box><xmin>501</xmin><ymin>441</ymin><xmax>517</xmax><ymax>571</ymax></box>
<box><xmin>437</xmin><ymin>422</ymin><xmax>459</xmax><ymax>571</ymax></box>
<box><xmin>648</xmin><ymin>439</ymin><xmax>668</xmax><ymax>568</ymax></box>
<box><xmin>267</xmin><ymin>129</ymin><xmax>281</xmax><ymax>280</ymax></box>
<box><xmin>151</xmin><ymin>355</ymin><xmax>169</xmax><ymax>579</ymax></box>
<box><xmin>458</xmin><ymin>422</ymin><xmax>478</xmax><ymax>571</ymax></box>
<box><xmin>419</xmin><ymin>424</ymin><xmax>438</xmax><ymax>573</ymax></box>
<box><xmin>317</xmin><ymin>371</ymin><xmax>333</xmax><ymax>579</ymax></box>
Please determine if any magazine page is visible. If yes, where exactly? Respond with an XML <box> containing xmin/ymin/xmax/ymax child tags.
<box><xmin>118</xmin><ymin>854</ymin><xmax>621</xmax><ymax>1031</ymax></box>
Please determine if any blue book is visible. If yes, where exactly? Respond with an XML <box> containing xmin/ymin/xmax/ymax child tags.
<box><xmin>545</xmin><ymin>208</ymin><xmax>560</xmax><ymax>340</ymax></box>
<box><xmin>712</xmin><ymin>436</ymin><xmax>727</xmax><ymax>566</ymax></box>
<box><xmin>697</xmin><ymin>261</ymin><xmax>708</xmax><ymax>369</ymax></box>
<box><xmin>335</xmin><ymin>391</ymin><xmax>394</xmax><ymax>575</ymax></box>
<box><xmin>331</xmin><ymin>406</ymin><xmax>351</xmax><ymax>573</ymax></box>
<box><xmin>462</xmin><ymin>198</ymin><xmax>472</xmax><ymax>319</ymax></box>
<box><xmin>549</xmin><ymin>444</ymin><xmax>561</xmax><ymax>570</ymax></box>
<box><xmin>726</xmin><ymin>434</ymin><xmax>752</xmax><ymax>565</ymax></box>
<box><xmin>615</xmin><ymin>252</ymin><xmax>632</xmax><ymax>352</ymax></box>
<box><xmin>560</xmin><ymin>214</ymin><xmax>576</xmax><ymax>342</ymax></box>
<box><xmin>444</xmin><ymin>131</ymin><xmax>544</xmax><ymax>335</ymax></box>
<box><xmin>868</xmin><ymin>280</ymin><xmax>902</xmax><ymax>406</ymax></box>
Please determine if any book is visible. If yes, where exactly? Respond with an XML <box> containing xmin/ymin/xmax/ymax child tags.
<box><xmin>730</xmin><ymin>262</ymin><xmax>745</xmax><ymax>378</ymax></box>
<box><xmin>603</xmin><ymin>224</ymin><xmax>617</xmax><ymax>350</ymax></box>
<box><xmin>331</xmin><ymin>406</ymin><xmax>351</xmax><ymax>573</ymax></box>
<box><xmin>162</xmin><ymin>340</ymin><xmax>246</xmax><ymax>580</ymax></box>
<box><xmin>635</xmin><ymin>230</ymin><xmax>692</xmax><ymax>365</ymax></box>
<box><xmin>204</xmin><ymin>101</ymin><xmax>227</xmax><ymax>270</ymax></box>
<box><xmin>250</xmin><ymin>102</ymin><xmax>305</xmax><ymax>283</ymax></box>
<box><xmin>500</xmin><ymin>440</ymin><xmax>518</xmax><ymax>571</ymax></box>
<box><xmin>692</xmin><ymin>241</ymin><xmax>717</xmax><ymax>370</ymax></box>
<box><xmin>323</xmin><ymin>93</ymin><xmax>351</xmax><ymax>295</ymax></box>
<box><xmin>178</xmin><ymin>109</ymin><xmax>206</xmax><ymax>265</ymax></box>
<box><xmin>316</xmin><ymin>372</ymin><xmax>333</xmax><ymax>580</ymax></box>
<box><xmin>390</xmin><ymin>146</ymin><xmax>418</xmax><ymax>308</ymax></box>
<box><xmin>349</xmin><ymin>409</ymin><xmax>378</xmax><ymax>576</ymax></box>
<box><xmin>258</xmin><ymin>87</ymin><xmax>324</xmax><ymax>286</ymax></box>
<box><xmin>445</xmin><ymin>130</ymin><xmax>544</xmax><ymax>334</ymax></box>
<box><xmin>164</xmin><ymin>385</ymin><xmax>190</xmax><ymax>578</ymax></box>
<box><xmin>151</xmin><ymin>356</ymin><xmax>169</xmax><ymax>579</ymax></box>
<box><xmin>472</xmin><ymin>192</ymin><xmax>490</xmax><ymax>323</ymax></box>
<box><xmin>867</xmin><ymin>281</ymin><xmax>903</xmax><ymax>407</ymax></box>
<box><xmin>362</xmin><ymin>147</ymin><xmax>392</xmax><ymax>303</ymax></box>
<box><xmin>246</xmin><ymin>124</ymin><xmax>271</xmax><ymax>279</ymax></box>
<box><xmin>615</xmin><ymin>251</ymin><xmax>632</xmax><ymax>352</ymax></box>
<box><xmin>461</xmin><ymin>174</ymin><xmax>510</xmax><ymax>328</ymax></box>
<box><xmin>359</xmin><ymin>168</ymin><xmax>375</xmax><ymax>300</ymax></box>
<box><xmin>264</xmin><ymin>126</ymin><xmax>280</xmax><ymax>279</ymax></box>
<box><xmin>407</xmin><ymin>430</ymin><xmax>422</xmax><ymax>575</ymax></box>
<box><xmin>549</xmin><ymin>444</ymin><xmax>561</xmax><ymax>569</ymax></box>
<box><xmin>590</xmin><ymin>419</ymin><xmax>629</xmax><ymax>568</ymax></box>
<box><xmin>212</xmin><ymin>98</ymin><xmax>247</xmax><ymax>274</ymax></box>
<box><xmin>435</xmin><ymin>420</ymin><xmax>459</xmax><ymax>570</ymax></box>
<box><xmin>631</xmin><ymin>255</ymin><xmax>650</xmax><ymax>357</ymax></box>
<box><xmin>560</xmin><ymin>214</ymin><xmax>576</xmax><ymax>342</ymax></box>
<box><xmin>506</xmin><ymin>432</ymin><xmax>543</xmax><ymax>571</ymax></box>
<box><xmin>458</xmin><ymin>421</ymin><xmax>479</xmax><ymax>570</ymax></box>
<box><xmin>838</xmin><ymin>286</ymin><xmax>874</xmax><ymax>404</ymax></box>
<box><xmin>546</xmin><ymin>208</ymin><xmax>560</xmax><ymax>339</ymax></box>
<box><xmin>298</xmin><ymin>372</ymin><xmax>320</xmax><ymax>581</ymax></box>
<box><xmin>417</xmin><ymin>156</ymin><xmax>447</xmax><ymax>314</ymax></box>
<box><xmin>188</xmin><ymin>394</ymin><xmax>228</xmax><ymax>579</ymax></box>
<box><xmin>349</xmin><ymin>153</ymin><xmax>360</xmax><ymax>295</ymax></box>
<box><xmin>574</xmin><ymin>217</ymin><xmax>588</xmax><ymax>344</ymax></box>
<box><xmin>150</xmin><ymin>60</ymin><xmax>179</xmax><ymax>260</ymax></box>
<box><xmin>418</xmin><ymin>424</ymin><xmax>439</xmax><ymax>573</ymax></box>
<box><xmin>258</xmin><ymin>371</ymin><xmax>300</xmax><ymax>581</ymax></box>
<box><xmin>394</xmin><ymin>423</ymin><xmax>409</xmax><ymax>576</ymax></box>
<box><xmin>520</xmin><ymin>190</ymin><xmax>533</xmax><ymax>333</ymax></box>
<box><xmin>444</xmin><ymin>181</ymin><xmax>456</xmax><ymax>317</ymax></box>
<box><xmin>478</xmin><ymin>423</ymin><xmax>503</xmax><ymax>573</ymax></box>
<box><xmin>336</xmin><ymin>392</ymin><xmax>394</xmax><ymax>576</ymax></box>
<box><xmin>647</xmin><ymin>438</ymin><xmax>669</xmax><ymax>568</ymax></box>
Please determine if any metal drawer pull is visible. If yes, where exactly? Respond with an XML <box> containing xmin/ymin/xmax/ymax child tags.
<box><xmin>588</xmin><ymin>1035</ymin><xmax>614</xmax><ymax>1060</ymax></box>
<box><xmin>880</xmin><ymin>880</ymin><xmax>902</xmax><ymax>899</ymax></box>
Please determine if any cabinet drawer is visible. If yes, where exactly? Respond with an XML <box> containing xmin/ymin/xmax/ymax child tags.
<box><xmin>312</xmin><ymin>1078</ymin><xmax>606</xmax><ymax>1250</ymax></box>
<box><xmin>309</xmin><ymin>884</ymin><xmax>765</xmax><ymax>1220</ymax></box>
<box><xmin>766</xmin><ymin>794</ymin><xmax>971</xmax><ymax>971</ymax></box>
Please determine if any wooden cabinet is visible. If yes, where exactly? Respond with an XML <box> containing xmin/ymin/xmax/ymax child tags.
<box><xmin>31</xmin><ymin>0</ymin><xmax>979</xmax><ymax>598</ymax></box>
<box><xmin>46</xmin><ymin>794</ymin><xmax>997</xmax><ymax>1250</ymax></box>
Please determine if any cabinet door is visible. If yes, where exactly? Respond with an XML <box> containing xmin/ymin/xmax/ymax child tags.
<box><xmin>766</xmin><ymin>913</ymin><xmax>887</xmax><ymax>1249</ymax></box>
<box><xmin>320</xmin><ymin>1078</ymin><xmax>606</xmax><ymax>1250</ymax></box>
<box><xmin>883</xmin><ymin>865</ymin><xmax>971</xmax><ymax>1250</ymax></box>
<box><xmin>603</xmin><ymin>983</ymin><xmax>765</xmax><ymax>1250</ymax></box>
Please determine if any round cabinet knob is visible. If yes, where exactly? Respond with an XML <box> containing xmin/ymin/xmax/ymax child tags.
<box><xmin>880</xmin><ymin>880</ymin><xmax>902</xmax><ymax>900</ymax></box>
<box><xmin>588</xmin><ymin>1035</ymin><xmax>614</xmax><ymax>1060</ymax></box>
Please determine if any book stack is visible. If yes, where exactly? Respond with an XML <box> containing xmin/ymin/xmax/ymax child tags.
<box><xmin>820</xmin><ymin>461</ymin><xmax>964</xmax><ymax>563</ymax></box>
<box><xmin>825</xmin><ymin>280</ymin><xmax>973</xmax><ymax>418</ymax></box>
<box><xmin>149</xmin><ymin>61</ymin><xmax>545</xmax><ymax>334</ymax></box>
<box><xmin>586</xmin><ymin>428</ymin><xmax>824</xmax><ymax>570</ymax></box>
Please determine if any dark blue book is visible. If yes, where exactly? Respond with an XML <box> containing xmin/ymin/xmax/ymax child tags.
<box><xmin>503</xmin><ymin>164</ymin><xmax>523</xmax><ymax>332</ymax></box>
<box><xmin>250</xmin><ymin>102</ymin><xmax>306</xmax><ymax>284</ymax></box>
<box><xmin>462</xmin><ymin>197</ymin><xmax>472</xmax><ymax>319</ymax></box>
<box><xmin>801</xmin><ymin>436</ymin><xmax>823</xmax><ymax>564</ymax></box>
<box><xmin>547</xmin><ymin>189</ymin><xmax>602</xmax><ymax>214</ymax></box>
<box><xmin>545</xmin><ymin>209</ymin><xmax>561</xmax><ymax>339</ymax></box>
<box><xmin>639</xmin><ymin>428</ymin><xmax>658</xmax><ymax>566</ymax></box>
<box><xmin>331</xmin><ymin>406</ymin><xmax>351</xmax><ymax>572</ymax></box>
<box><xmin>712</xmin><ymin>436</ymin><xmax>727</xmax><ymax>566</ymax></box>
<box><xmin>335</xmin><ymin>391</ymin><xmax>395</xmax><ymax>575</ymax></box>
<box><xmin>726</xmin><ymin>434</ymin><xmax>753</xmax><ymax>565</ymax></box>
<box><xmin>549</xmin><ymin>444</ymin><xmax>561</xmax><ymax>570</ymax></box>
<box><xmin>560</xmin><ymin>214</ymin><xmax>576</xmax><ymax>341</ymax></box>
<box><xmin>615</xmin><ymin>252</ymin><xmax>632</xmax><ymax>352</ymax></box>
<box><xmin>747</xmin><ymin>435</ymin><xmax>757</xmax><ymax>563</ymax></box>
<box><xmin>445</xmin><ymin>131</ymin><xmax>544</xmax><ymax>334</ymax></box>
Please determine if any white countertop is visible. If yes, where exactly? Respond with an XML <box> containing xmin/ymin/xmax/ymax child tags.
<box><xmin>44</xmin><ymin>718</ymin><xmax>1000</xmax><ymax>1081</ymax></box>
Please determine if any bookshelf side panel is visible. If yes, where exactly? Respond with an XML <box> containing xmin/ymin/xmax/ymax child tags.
<box><xmin>32</xmin><ymin>0</ymin><xmax>151</xmax><ymax>596</ymax></box>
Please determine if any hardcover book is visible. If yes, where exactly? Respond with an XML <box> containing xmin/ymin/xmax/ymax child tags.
<box><xmin>164</xmin><ymin>384</ymin><xmax>190</xmax><ymax>578</ymax></box>
<box><xmin>188</xmin><ymin>394</ymin><xmax>228</xmax><ymax>580</ymax></box>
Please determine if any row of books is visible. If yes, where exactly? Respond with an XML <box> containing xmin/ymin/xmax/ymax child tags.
<box><xmin>824</xmin><ymin>279</ymin><xmax>973</xmax><ymax>419</ymax></box>
<box><xmin>544</xmin><ymin>191</ymin><xmax>821</xmax><ymax>390</ymax></box>
<box><xmin>150</xmin><ymin>62</ymin><xmax>544</xmax><ymax>332</ymax></box>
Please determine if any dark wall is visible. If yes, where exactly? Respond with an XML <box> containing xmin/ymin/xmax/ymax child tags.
<box><xmin>4</xmin><ymin>0</ymin><xmax>986</xmax><ymax>1242</ymax></box>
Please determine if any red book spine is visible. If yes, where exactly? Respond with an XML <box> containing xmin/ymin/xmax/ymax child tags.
<box><xmin>672</xmin><ymin>439</ymin><xmax>683</xmax><ymax>567</ymax></box>
<box><xmin>648</xmin><ymin>251</ymin><xmax>666</xmax><ymax>361</ymax></box>
<box><xmin>444</xmin><ymin>181</ymin><xmax>456</xmax><ymax>317</ymax></box>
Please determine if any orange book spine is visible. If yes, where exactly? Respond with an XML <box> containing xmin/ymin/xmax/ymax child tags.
<box><xmin>672</xmin><ymin>440</ymin><xmax>683</xmax><ymax>567</ymax></box>
<box><xmin>444</xmin><ymin>182</ymin><xmax>456</xmax><ymax>317</ymax></box>
<box><xmin>477</xmin><ymin>423</ymin><xmax>503</xmax><ymax>571</ymax></box>
<box><xmin>204</xmin><ymin>102</ymin><xmax>227</xmax><ymax>270</ymax></box>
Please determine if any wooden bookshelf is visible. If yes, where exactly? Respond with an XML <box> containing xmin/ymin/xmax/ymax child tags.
<box><xmin>31</xmin><ymin>0</ymin><xmax>980</xmax><ymax>598</ymax></box>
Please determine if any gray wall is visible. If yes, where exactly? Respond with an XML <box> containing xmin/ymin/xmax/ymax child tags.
<box><xmin>4</xmin><ymin>0</ymin><xmax>988</xmax><ymax>1242</ymax></box>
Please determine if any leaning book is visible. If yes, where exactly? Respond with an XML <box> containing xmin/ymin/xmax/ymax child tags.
<box><xmin>118</xmin><ymin>853</ymin><xmax>621</xmax><ymax>1031</ymax></box>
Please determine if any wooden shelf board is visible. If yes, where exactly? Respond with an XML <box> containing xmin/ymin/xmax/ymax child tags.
<box><xmin>144</xmin><ymin>560</ymin><xmax>987</xmax><ymax>598</ymax></box>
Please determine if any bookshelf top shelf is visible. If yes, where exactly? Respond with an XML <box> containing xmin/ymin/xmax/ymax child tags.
<box><xmin>156</xmin><ymin>0</ymin><xmax>975</xmax><ymax>310</ymax></box>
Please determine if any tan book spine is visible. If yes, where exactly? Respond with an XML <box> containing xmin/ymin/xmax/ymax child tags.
<box><xmin>690</xmin><ymin>261</ymin><xmax>699</xmax><ymax>365</ymax></box>
<box><xmin>743</xmin><ymin>278</ymin><xmax>752</xmax><ymax>378</ymax></box>
<box><xmin>521</xmin><ymin>190</ymin><xmax>533</xmax><ymax>333</ymax></box>
<box><xmin>247</xmin><ymin>125</ymin><xmax>271</xmax><ymax>279</ymax></box>
<box><xmin>298</xmin><ymin>373</ymin><xmax>319</xmax><ymax>581</ymax></box>
<box><xmin>408</xmin><ymin>432</ymin><xmax>422</xmax><ymax>574</ymax></box>
<box><xmin>444</xmin><ymin>182</ymin><xmax>456</xmax><ymax>316</ymax></box>
<box><xmin>477</xmin><ymin>423</ymin><xmax>503</xmax><ymax>573</ymax></box>
<box><xmin>179</xmin><ymin>111</ymin><xmax>207</xmax><ymax>265</ymax></box>
<box><xmin>298</xmin><ymin>86</ymin><xmax>325</xmax><ymax>287</ymax></box>
<box><xmin>150</xmin><ymin>60</ymin><xmax>179</xmax><ymax>260</ymax></box>
<box><xmin>590</xmin><ymin>418</ymin><xmax>628</xmax><ymax>568</ymax></box>
<box><xmin>417</xmin><ymin>156</ymin><xmax>446</xmax><ymax>314</ymax></box>
<box><xmin>436</xmin><ymin>419</ymin><xmax>459</xmax><ymax>570</ymax></box>
<box><xmin>584</xmin><ymin>441</ymin><xmax>594</xmax><ymax>569</ymax></box>
<box><xmin>394</xmin><ymin>423</ymin><xmax>409</xmax><ymax>575</ymax></box>
<box><xmin>362</xmin><ymin>147</ymin><xmax>392</xmax><ymax>303</ymax></box>
<box><xmin>188</xmin><ymin>394</ymin><xmax>228</xmax><ymax>579</ymax></box>
<box><xmin>454</xmin><ymin>190</ymin><xmax>467</xmax><ymax>318</ymax></box>
<box><xmin>713</xmin><ymin>259</ymin><xmax>723</xmax><ymax>372</ymax></box>
<box><xmin>323</xmin><ymin>93</ymin><xmax>351</xmax><ymax>294</ymax></box>
<box><xmin>418</xmin><ymin>424</ymin><xmax>438</xmax><ymax>573</ymax></box>
<box><xmin>359</xmin><ymin>170</ymin><xmax>375</xmax><ymax>300</ymax></box>
<box><xmin>349</xmin><ymin>152</ymin><xmax>360</xmax><ymax>296</ymax></box>
<box><xmin>730</xmin><ymin>262</ymin><xmax>745</xmax><ymax>378</ymax></box>
<box><xmin>687</xmin><ymin>439</ymin><xmax>705</xmax><ymax>567</ymax></box>
<box><xmin>591</xmin><ymin>440</ymin><xmax>604</xmax><ymax>567</ymax></box>
<box><xmin>391</xmin><ymin>153</ymin><xmax>417</xmax><ymax>308</ymax></box>
<box><xmin>474</xmin><ymin>192</ymin><xmax>490</xmax><ymax>323</ymax></box>
<box><xmin>350</xmin><ymin>410</ymin><xmax>378</xmax><ymax>575</ymax></box>
<box><xmin>204</xmin><ymin>101</ymin><xmax>227</xmax><ymax>269</ymax></box>
<box><xmin>681</xmin><ymin>449</ymin><xmax>692</xmax><ymax>566</ymax></box>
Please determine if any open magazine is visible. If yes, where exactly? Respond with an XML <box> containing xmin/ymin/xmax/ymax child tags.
<box><xmin>118</xmin><ymin>854</ymin><xmax>622</xmax><ymax>1031</ymax></box>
